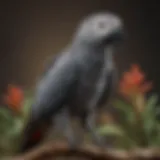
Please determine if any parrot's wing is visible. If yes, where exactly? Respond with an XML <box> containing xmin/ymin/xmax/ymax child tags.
<box><xmin>22</xmin><ymin>52</ymin><xmax>80</xmax><ymax>144</ymax></box>
<box><xmin>32</xmin><ymin>52</ymin><xmax>79</xmax><ymax>124</ymax></box>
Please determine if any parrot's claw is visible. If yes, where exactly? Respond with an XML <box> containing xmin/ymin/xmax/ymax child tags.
<box><xmin>86</xmin><ymin>113</ymin><xmax>107</xmax><ymax>149</ymax></box>
<box><xmin>66</xmin><ymin>128</ymin><xmax>83</xmax><ymax>150</ymax></box>
<box><xmin>67</xmin><ymin>139</ymin><xmax>79</xmax><ymax>150</ymax></box>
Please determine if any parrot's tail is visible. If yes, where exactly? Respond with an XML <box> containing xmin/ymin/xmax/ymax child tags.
<box><xmin>19</xmin><ymin>129</ymin><xmax>44</xmax><ymax>153</ymax></box>
<box><xmin>19</xmin><ymin>120</ymin><xmax>51</xmax><ymax>153</ymax></box>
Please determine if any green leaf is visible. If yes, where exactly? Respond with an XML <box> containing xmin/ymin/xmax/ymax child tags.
<box><xmin>113</xmin><ymin>99</ymin><xmax>135</xmax><ymax>123</ymax></box>
<box><xmin>113</xmin><ymin>99</ymin><xmax>138</xmax><ymax>141</ymax></box>
<box><xmin>22</xmin><ymin>97</ymin><xmax>33</xmax><ymax>120</ymax></box>
<box><xmin>98</xmin><ymin>124</ymin><xmax>125</xmax><ymax>137</ymax></box>
<box><xmin>155</xmin><ymin>106</ymin><xmax>160</xmax><ymax>117</ymax></box>
<box><xmin>0</xmin><ymin>108</ymin><xmax>15</xmax><ymax>134</ymax></box>
<box><xmin>10</xmin><ymin>118</ymin><xmax>23</xmax><ymax>136</ymax></box>
<box><xmin>97</xmin><ymin>124</ymin><xmax>137</xmax><ymax>148</ymax></box>
<box><xmin>150</xmin><ymin>124</ymin><xmax>160</xmax><ymax>146</ymax></box>
<box><xmin>142</xmin><ymin>94</ymin><xmax>159</xmax><ymax>141</ymax></box>
<box><xmin>0</xmin><ymin>108</ymin><xmax>12</xmax><ymax>121</ymax></box>
<box><xmin>144</xmin><ymin>94</ymin><xmax>158</xmax><ymax>117</ymax></box>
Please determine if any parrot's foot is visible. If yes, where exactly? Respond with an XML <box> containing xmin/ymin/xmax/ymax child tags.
<box><xmin>90</xmin><ymin>131</ymin><xmax>107</xmax><ymax>149</ymax></box>
<box><xmin>67</xmin><ymin>138</ymin><xmax>80</xmax><ymax>150</ymax></box>
<box><xmin>93</xmin><ymin>134</ymin><xmax>115</xmax><ymax>149</ymax></box>
<box><xmin>86</xmin><ymin>113</ymin><xmax>107</xmax><ymax>149</ymax></box>
<box><xmin>102</xmin><ymin>136</ymin><xmax>115</xmax><ymax>148</ymax></box>
<box><xmin>65</xmin><ymin>125</ymin><xmax>82</xmax><ymax>150</ymax></box>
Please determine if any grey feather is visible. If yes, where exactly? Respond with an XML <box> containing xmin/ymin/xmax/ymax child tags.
<box><xmin>31</xmin><ymin>51</ymin><xmax>80</xmax><ymax>124</ymax></box>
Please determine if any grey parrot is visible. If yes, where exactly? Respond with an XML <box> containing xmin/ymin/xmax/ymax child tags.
<box><xmin>20</xmin><ymin>12</ymin><xmax>125</xmax><ymax>152</ymax></box>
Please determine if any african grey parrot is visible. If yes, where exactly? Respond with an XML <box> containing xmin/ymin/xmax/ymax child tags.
<box><xmin>20</xmin><ymin>12</ymin><xmax>125</xmax><ymax>152</ymax></box>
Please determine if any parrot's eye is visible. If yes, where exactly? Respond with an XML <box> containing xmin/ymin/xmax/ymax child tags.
<box><xmin>98</xmin><ymin>21</ymin><xmax>106</xmax><ymax>29</ymax></box>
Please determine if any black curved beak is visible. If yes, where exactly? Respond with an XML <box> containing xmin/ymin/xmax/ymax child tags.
<box><xmin>110</xmin><ymin>27</ymin><xmax>125</xmax><ymax>41</ymax></box>
<box><xmin>105</xmin><ymin>27</ymin><xmax>127</xmax><ymax>45</ymax></box>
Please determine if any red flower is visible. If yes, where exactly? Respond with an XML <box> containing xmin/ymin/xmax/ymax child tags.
<box><xmin>3</xmin><ymin>84</ymin><xmax>24</xmax><ymax>112</ymax></box>
<box><xmin>119</xmin><ymin>64</ymin><xmax>152</xmax><ymax>98</ymax></box>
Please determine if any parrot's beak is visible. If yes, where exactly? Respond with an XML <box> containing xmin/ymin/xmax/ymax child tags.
<box><xmin>103</xmin><ymin>26</ymin><xmax>125</xmax><ymax>47</ymax></box>
<box><xmin>108</xmin><ymin>27</ymin><xmax>125</xmax><ymax>43</ymax></box>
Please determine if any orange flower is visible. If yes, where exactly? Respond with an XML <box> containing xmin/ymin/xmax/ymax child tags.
<box><xmin>119</xmin><ymin>64</ymin><xmax>152</xmax><ymax>98</ymax></box>
<box><xmin>3</xmin><ymin>84</ymin><xmax>24</xmax><ymax>112</ymax></box>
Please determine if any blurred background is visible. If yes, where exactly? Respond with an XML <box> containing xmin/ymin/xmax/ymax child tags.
<box><xmin>0</xmin><ymin>0</ymin><xmax>160</xmax><ymax>93</ymax></box>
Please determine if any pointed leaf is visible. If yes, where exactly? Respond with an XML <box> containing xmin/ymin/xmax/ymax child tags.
<box><xmin>98</xmin><ymin>124</ymin><xmax>125</xmax><ymax>137</ymax></box>
<box><xmin>144</xmin><ymin>94</ymin><xmax>158</xmax><ymax>117</ymax></box>
<box><xmin>22</xmin><ymin>97</ymin><xmax>33</xmax><ymax>119</ymax></box>
<box><xmin>97</xmin><ymin>124</ymin><xmax>137</xmax><ymax>148</ymax></box>
<box><xmin>113</xmin><ymin>99</ymin><xmax>135</xmax><ymax>122</ymax></box>
<box><xmin>143</xmin><ymin>94</ymin><xmax>159</xmax><ymax>140</ymax></box>
<box><xmin>0</xmin><ymin>108</ymin><xmax>12</xmax><ymax>121</ymax></box>
<box><xmin>113</xmin><ymin>99</ymin><xmax>137</xmax><ymax>141</ymax></box>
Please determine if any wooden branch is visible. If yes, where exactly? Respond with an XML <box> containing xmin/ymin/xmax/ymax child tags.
<box><xmin>8</xmin><ymin>140</ymin><xmax>160</xmax><ymax>160</ymax></box>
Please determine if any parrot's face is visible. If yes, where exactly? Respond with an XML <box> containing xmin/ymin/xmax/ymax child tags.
<box><xmin>76</xmin><ymin>12</ymin><xmax>124</xmax><ymax>47</ymax></box>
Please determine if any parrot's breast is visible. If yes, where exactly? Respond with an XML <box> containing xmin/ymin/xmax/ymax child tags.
<box><xmin>68</xmin><ymin>56</ymin><xmax>105</xmax><ymax>116</ymax></box>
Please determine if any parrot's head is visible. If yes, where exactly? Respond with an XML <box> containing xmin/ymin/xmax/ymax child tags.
<box><xmin>75</xmin><ymin>12</ymin><xmax>125</xmax><ymax>47</ymax></box>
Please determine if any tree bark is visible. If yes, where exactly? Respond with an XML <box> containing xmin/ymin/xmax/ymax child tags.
<box><xmin>7</xmin><ymin>140</ymin><xmax>160</xmax><ymax>160</ymax></box>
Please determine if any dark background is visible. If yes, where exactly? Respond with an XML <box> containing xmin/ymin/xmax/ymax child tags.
<box><xmin>0</xmin><ymin>1</ymin><xmax>160</xmax><ymax>94</ymax></box>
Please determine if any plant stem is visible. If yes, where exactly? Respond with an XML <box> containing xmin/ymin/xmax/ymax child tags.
<box><xmin>131</xmin><ymin>94</ymin><xmax>148</xmax><ymax>147</ymax></box>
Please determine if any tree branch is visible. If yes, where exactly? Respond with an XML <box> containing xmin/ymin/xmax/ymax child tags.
<box><xmin>9</xmin><ymin>140</ymin><xmax>160</xmax><ymax>160</ymax></box>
